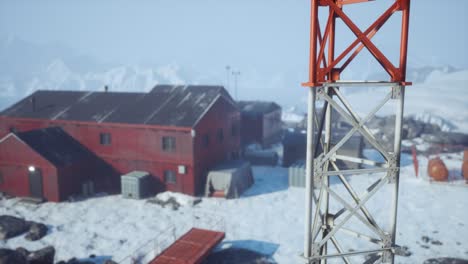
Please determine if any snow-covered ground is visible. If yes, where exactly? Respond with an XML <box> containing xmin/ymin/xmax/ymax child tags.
<box><xmin>1</xmin><ymin>153</ymin><xmax>467</xmax><ymax>263</ymax></box>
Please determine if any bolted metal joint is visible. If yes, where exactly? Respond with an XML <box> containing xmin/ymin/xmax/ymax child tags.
<box><xmin>381</xmin><ymin>234</ymin><xmax>393</xmax><ymax>263</ymax></box>
<box><xmin>316</xmin><ymin>87</ymin><xmax>326</xmax><ymax>99</ymax></box>
<box><xmin>387</xmin><ymin>154</ymin><xmax>399</xmax><ymax>184</ymax></box>
<box><xmin>391</xmin><ymin>86</ymin><xmax>402</xmax><ymax>99</ymax></box>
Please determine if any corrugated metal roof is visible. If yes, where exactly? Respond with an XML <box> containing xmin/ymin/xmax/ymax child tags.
<box><xmin>149</xmin><ymin>228</ymin><xmax>225</xmax><ymax>264</ymax></box>
<box><xmin>237</xmin><ymin>100</ymin><xmax>281</xmax><ymax>116</ymax></box>
<box><xmin>0</xmin><ymin>85</ymin><xmax>235</xmax><ymax>128</ymax></box>
<box><xmin>15</xmin><ymin>127</ymin><xmax>99</xmax><ymax>167</ymax></box>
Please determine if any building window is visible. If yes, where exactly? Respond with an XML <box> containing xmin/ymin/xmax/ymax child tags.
<box><xmin>203</xmin><ymin>134</ymin><xmax>210</xmax><ymax>147</ymax></box>
<box><xmin>231</xmin><ymin>124</ymin><xmax>238</xmax><ymax>137</ymax></box>
<box><xmin>0</xmin><ymin>170</ymin><xmax>3</xmax><ymax>185</ymax></box>
<box><xmin>100</xmin><ymin>133</ymin><xmax>111</xmax><ymax>145</ymax></box>
<box><xmin>162</xmin><ymin>136</ymin><xmax>176</xmax><ymax>152</ymax></box>
<box><xmin>164</xmin><ymin>170</ymin><xmax>176</xmax><ymax>184</ymax></box>
<box><xmin>217</xmin><ymin>128</ymin><xmax>224</xmax><ymax>143</ymax></box>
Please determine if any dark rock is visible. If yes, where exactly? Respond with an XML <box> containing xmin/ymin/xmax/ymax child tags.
<box><xmin>104</xmin><ymin>260</ymin><xmax>118</xmax><ymax>264</ymax></box>
<box><xmin>422</xmin><ymin>236</ymin><xmax>431</xmax><ymax>243</ymax></box>
<box><xmin>423</xmin><ymin>258</ymin><xmax>468</xmax><ymax>264</ymax></box>
<box><xmin>394</xmin><ymin>246</ymin><xmax>412</xmax><ymax>257</ymax></box>
<box><xmin>27</xmin><ymin>246</ymin><xmax>55</xmax><ymax>264</ymax></box>
<box><xmin>149</xmin><ymin>196</ymin><xmax>181</xmax><ymax>210</ymax></box>
<box><xmin>66</xmin><ymin>257</ymin><xmax>78</xmax><ymax>264</ymax></box>
<box><xmin>203</xmin><ymin>248</ymin><xmax>274</xmax><ymax>264</ymax></box>
<box><xmin>15</xmin><ymin>247</ymin><xmax>30</xmax><ymax>258</ymax></box>
<box><xmin>25</xmin><ymin>223</ymin><xmax>48</xmax><ymax>241</ymax></box>
<box><xmin>0</xmin><ymin>215</ymin><xmax>31</xmax><ymax>240</ymax></box>
<box><xmin>0</xmin><ymin>248</ymin><xmax>28</xmax><ymax>264</ymax></box>
<box><xmin>431</xmin><ymin>240</ymin><xmax>443</xmax><ymax>246</ymax></box>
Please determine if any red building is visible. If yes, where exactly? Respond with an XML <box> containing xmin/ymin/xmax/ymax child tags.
<box><xmin>237</xmin><ymin>101</ymin><xmax>282</xmax><ymax>147</ymax></box>
<box><xmin>0</xmin><ymin>85</ymin><xmax>240</xmax><ymax>200</ymax></box>
<box><xmin>0</xmin><ymin>127</ymin><xmax>117</xmax><ymax>202</ymax></box>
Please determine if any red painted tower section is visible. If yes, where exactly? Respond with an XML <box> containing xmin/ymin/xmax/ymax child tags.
<box><xmin>303</xmin><ymin>0</ymin><xmax>411</xmax><ymax>87</ymax></box>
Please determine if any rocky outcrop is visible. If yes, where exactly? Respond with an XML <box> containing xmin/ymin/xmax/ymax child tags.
<box><xmin>27</xmin><ymin>246</ymin><xmax>55</xmax><ymax>264</ymax></box>
<box><xmin>25</xmin><ymin>223</ymin><xmax>48</xmax><ymax>241</ymax></box>
<box><xmin>0</xmin><ymin>248</ymin><xmax>28</xmax><ymax>264</ymax></box>
<box><xmin>0</xmin><ymin>215</ymin><xmax>48</xmax><ymax>241</ymax></box>
<box><xmin>0</xmin><ymin>216</ymin><xmax>31</xmax><ymax>240</ymax></box>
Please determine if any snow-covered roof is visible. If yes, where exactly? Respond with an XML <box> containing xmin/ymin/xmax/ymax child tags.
<box><xmin>0</xmin><ymin>85</ymin><xmax>235</xmax><ymax>128</ymax></box>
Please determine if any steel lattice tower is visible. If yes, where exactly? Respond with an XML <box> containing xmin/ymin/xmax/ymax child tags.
<box><xmin>302</xmin><ymin>0</ymin><xmax>411</xmax><ymax>263</ymax></box>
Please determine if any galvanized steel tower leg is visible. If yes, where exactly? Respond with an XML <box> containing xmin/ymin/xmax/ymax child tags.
<box><xmin>304</xmin><ymin>87</ymin><xmax>317</xmax><ymax>263</ymax></box>
<box><xmin>389</xmin><ymin>85</ymin><xmax>405</xmax><ymax>263</ymax></box>
<box><xmin>320</xmin><ymin>88</ymin><xmax>333</xmax><ymax>264</ymax></box>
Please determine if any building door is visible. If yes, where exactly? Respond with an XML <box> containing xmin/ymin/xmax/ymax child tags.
<box><xmin>29</xmin><ymin>169</ymin><xmax>43</xmax><ymax>199</ymax></box>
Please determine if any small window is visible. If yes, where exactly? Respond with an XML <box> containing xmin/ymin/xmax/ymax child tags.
<box><xmin>231</xmin><ymin>124</ymin><xmax>238</xmax><ymax>137</ymax></box>
<box><xmin>217</xmin><ymin>128</ymin><xmax>224</xmax><ymax>143</ymax></box>
<box><xmin>164</xmin><ymin>170</ymin><xmax>176</xmax><ymax>184</ymax></box>
<box><xmin>203</xmin><ymin>134</ymin><xmax>210</xmax><ymax>147</ymax></box>
<box><xmin>0</xmin><ymin>170</ymin><xmax>3</xmax><ymax>185</ymax></box>
<box><xmin>100</xmin><ymin>133</ymin><xmax>111</xmax><ymax>145</ymax></box>
<box><xmin>162</xmin><ymin>136</ymin><xmax>176</xmax><ymax>152</ymax></box>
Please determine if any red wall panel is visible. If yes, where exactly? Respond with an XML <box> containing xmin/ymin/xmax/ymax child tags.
<box><xmin>193</xmin><ymin>97</ymin><xmax>241</xmax><ymax>195</ymax></box>
<box><xmin>0</xmin><ymin>135</ymin><xmax>59</xmax><ymax>201</ymax></box>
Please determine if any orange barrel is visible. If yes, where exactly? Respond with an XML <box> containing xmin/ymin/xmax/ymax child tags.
<box><xmin>427</xmin><ymin>158</ymin><xmax>448</xmax><ymax>181</ymax></box>
<box><xmin>464</xmin><ymin>150</ymin><xmax>468</xmax><ymax>162</ymax></box>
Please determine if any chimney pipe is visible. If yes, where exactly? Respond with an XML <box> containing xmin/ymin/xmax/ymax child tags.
<box><xmin>104</xmin><ymin>85</ymin><xmax>109</xmax><ymax>93</ymax></box>
<box><xmin>30</xmin><ymin>96</ymin><xmax>36</xmax><ymax>112</ymax></box>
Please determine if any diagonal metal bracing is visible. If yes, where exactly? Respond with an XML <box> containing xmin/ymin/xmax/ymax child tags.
<box><xmin>311</xmin><ymin>178</ymin><xmax>326</xmax><ymax>243</ymax></box>
<box><xmin>330</xmin><ymin>236</ymin><xmax>352</xmax><ymax>264</ymax></box>
<box><xmin>331</xmin><ymin>161</ymin><xmax>385</xmax><ymax>235</ymax></box>
<box><xmin>333</xmin><ymin>88</ymin><xmax>379</xmax><ymax>143</ymax></box>
<box><xmin>316</xmin><ymin>174</ymin><xmax>389</xmax><ymax>248</ymax></box>
<box><xmin>322</xmin><ymin>180</ymin><xmax>387</xmax><ymax>239</ymax></box>
<box><xmin>340</xmin><ymin>227</ymin><xmax>382</xmax><ymax>245</ymax></box>
<box><xmin>317</xmin><ymin>90</ymin><xmax>392</xmax><ymax>166</ymax></box>
<box><xmin>333</xmin><ymin>154</ymin><xmax>388</xmax><ymax>168</ymax></box>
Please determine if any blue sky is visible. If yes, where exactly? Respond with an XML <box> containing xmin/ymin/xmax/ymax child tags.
<box><xmin>0</xmin><ymin>0</ymin><xmax>467</xmax><ymax>106</ymax></box>
<box><xmin>2</xmin><ymin>0</ymin><xmax>467</xmax><ymax>68</ymax></box>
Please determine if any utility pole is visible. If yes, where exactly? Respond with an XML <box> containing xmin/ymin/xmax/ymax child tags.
<box><xmin>232</xmin><ymin>70</ymin><xmax>240</xmax><ymax>100</ymax></box>
<box><xmin>225</xmin><ymin>65</ymin><xmax>231</xmax><ymax>95</ymax></box>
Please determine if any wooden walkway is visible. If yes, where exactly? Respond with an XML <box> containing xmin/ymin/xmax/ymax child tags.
<box><xmin>149</xmin><ymin>228</ymin><xmax>225</xmax><ymax>264</ymax></box>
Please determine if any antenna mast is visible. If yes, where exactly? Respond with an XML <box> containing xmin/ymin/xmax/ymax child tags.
<box><xmin>302</xmin><ymin>0</ymin><xmax>411</xmax><ymax>263</ymax></box>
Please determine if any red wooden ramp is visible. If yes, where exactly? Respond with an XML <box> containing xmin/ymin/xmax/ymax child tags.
<box><xmin>149</xmin><ymin>228</ymin><xmax>225</xmax><ymax>264</ymax></box>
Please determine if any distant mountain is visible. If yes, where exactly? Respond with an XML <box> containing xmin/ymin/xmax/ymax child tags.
<box><xmin>0</xmin><ymin>36</ymin><xmax>190</xmax><ymax>111</ymax></box>
<box><xmin>366</xmin><ymin>65</ymin><xmax>459</xmax><ymax>84</ymax></box>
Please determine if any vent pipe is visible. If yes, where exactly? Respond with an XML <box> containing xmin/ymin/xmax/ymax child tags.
<box><xmin>30</xmin><ymin>96</ymin><xmax>36</xmax><ymax>112</ymax></box>
<box><xmin>104</xmin><ymin>85</ymin><xmax>109</xmax><ymax>93</ymax></box>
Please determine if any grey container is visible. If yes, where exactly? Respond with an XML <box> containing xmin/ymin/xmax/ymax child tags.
<box><xmin>288</xmin><ymin>160</ymin><xmax>321</xmax><ymax>189</ymax></box>
<box><xmin>289</xmin><ymin>160</ymin><xmax>306</xmax><ymax>188</ymax></box>
<box><xmin>121</xmin><ymin>171</ymin><xmax>152</xmax><ymax>199</ymax></box>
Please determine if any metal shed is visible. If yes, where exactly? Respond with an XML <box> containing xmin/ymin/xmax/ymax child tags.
<box><xmin>205</xmin><ymin>160</ymin><xmax>254</xmax><ymax>199</ymax></box>
<box><xmin>121</xmin><ymin>171</ymin><xmax>152</xmax><ymax>199</ymax></box>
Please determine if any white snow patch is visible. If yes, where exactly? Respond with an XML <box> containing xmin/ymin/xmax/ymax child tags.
<box><xmin>0</xmin><ymin>161</ymin><xmax>467</xmax><ymax>263</ymax></box>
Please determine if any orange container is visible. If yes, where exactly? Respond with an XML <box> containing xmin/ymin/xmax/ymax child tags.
<box><xmin>427</xmin><ymin>158</ymin><xmax>448</xmax><ymax>181</ymax></box>
<box><xmin>464</xmin><ymin>150</ymin><xmax>468</xmax><ymax>162</ymax></box>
